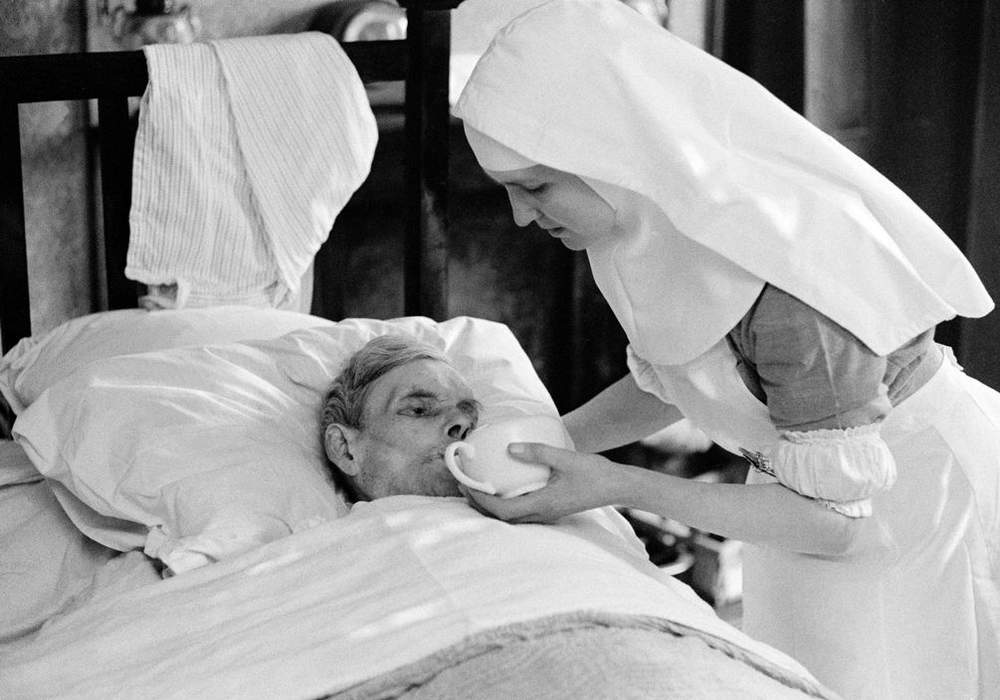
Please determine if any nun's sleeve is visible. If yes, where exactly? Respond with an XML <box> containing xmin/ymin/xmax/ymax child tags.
<box><xmin>730</xmin><ymin>285</ymin><xmax>898</xmax><ymax>518</ymax></box>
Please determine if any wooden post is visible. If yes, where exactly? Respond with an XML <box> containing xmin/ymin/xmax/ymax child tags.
<box><xmin>97</xmin><ymin>96</ymin><xmax>138</xmax><ymax>310</ymax></box>
<box><xmin>399</xmin><ymin>1</ymin><xmax>460</xmax><ymax>320</ymax></box>
<box><xmin>0</xmin><ymin>100</ymin><xmax>30</xmax><ymax>352</ymax></box>
<box><xmin>961</xmin><ymin>0</ymin><xmax>1000</xmax><ymax>389</ymax></box>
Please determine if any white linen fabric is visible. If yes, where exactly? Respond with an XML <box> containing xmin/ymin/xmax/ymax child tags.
<box><xmin>0</xmin><ymin>307</ymin><xmax>335</xmax><ymax>414</ymax></box>
<box><xmin>128</xmin><ymin>32</ymin><xmax>377</xmax><ymax>309</ymax></box>
<box><xmin>12</xmin><ymin>316</ymin><xmax>560</xmax><ymax>574</ymax></box>
<box><xmin>630</xmin><ymin>341</ymin><xmax>1000</xmax><ymax>699</ymax></box>
<box><xmin>452</xmin><ymin>0</ymin><xmax>992</xmax><ymax>364</ymax></box>
<box><xmin>0</xmin><ymin>438</ymin><xmax>39</xmax><ymax>487</ymax></box>
<box><xmin>14</xmin><ymin>336</ymin><xmax>351</xmax><ymax>572</ymax></box>
<box><xmin>769</xmin><ymin>424</ymin><xmax>897</xmax><ymax>517</ymax></box>
<box><xmin>1</xmin><ymin>441</ymin><xmax>162</xmax><ymax>647</ymax></box>
<box><xmin>0</xmin><ymin>497</ymin><xmax>823</xmax><ymax>699</ymax></box>
<box><xmin>463</xmin><ymin>126</ymin><xmax>533</xmax><ymax>171</ymax></box>
<box><xmin>629</xmin><ymin>343</ymin><xmax>899</xmax><ymax>520</ymax></box>
<box><xmin>634</xmin><ymin>341</ymin><xmax>898</xmax><ymax>519</ymax></box>
<box><xmin>0</xmin><ymin>478</ymin><xmax>118</xmax><ymax>646</ymax></box>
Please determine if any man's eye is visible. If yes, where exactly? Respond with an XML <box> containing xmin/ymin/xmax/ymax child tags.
<box><xmin>400</xmin><ymin>405</ymin><xmax>431</xmax><ymax>417</ymax></box>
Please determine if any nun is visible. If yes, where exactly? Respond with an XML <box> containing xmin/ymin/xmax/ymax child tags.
<box><xmin>452</xmin><ymin>1</ymin><xmax>1000</xmax><ymax>698</ymax></box>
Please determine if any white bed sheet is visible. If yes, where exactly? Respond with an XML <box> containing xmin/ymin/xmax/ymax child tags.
<box><xmin>0</xmin><ymin>480</ymin><xmax>111</xmax><ymax>645</ymax></box>
<box><xmin>0</xmin><ymin>437</ymin><xmax>38</xmax><ymax>487</ymax></box>
<box><xmin>0</xmin><ymin>441</ymin><xmax>161</xmax><ymax>646</ymax></box>
<box><xmin>1</xmin><ymin>496</ymin><xmax>818</xmax><ymax>699</ymax></box>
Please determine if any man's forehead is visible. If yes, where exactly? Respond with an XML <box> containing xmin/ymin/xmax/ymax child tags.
<box><xmin>371</xmin><ymin>359</ymin><xmax>472</xmax><ymax>407</ymax></box>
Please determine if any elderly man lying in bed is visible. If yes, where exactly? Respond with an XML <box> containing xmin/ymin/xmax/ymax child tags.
<box><xmin>321</xmin><ymin>334</ymin><xmax>481</xmax><ymax>501</ymax></box>
<box><xmin>310</xmin><ymin>335</ymin><xmax>835</xmax><ymax>699</ymax></box>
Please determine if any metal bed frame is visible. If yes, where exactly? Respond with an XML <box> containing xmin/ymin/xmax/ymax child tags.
<box><xmin>0</xmin><ymin>0</ymin><xmax>461</xmax><ymax>353</ymax></box>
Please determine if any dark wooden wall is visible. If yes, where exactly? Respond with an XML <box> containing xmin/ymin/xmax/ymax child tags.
<box><xmin>962</xmin><ymin>0</ymin><xmax>1000</xmax><ymax>389</ymax></box>
<box><xmin>724</xmin><ymin>0</ymin><xmax>996</xmax><ymax>387</ymax></box>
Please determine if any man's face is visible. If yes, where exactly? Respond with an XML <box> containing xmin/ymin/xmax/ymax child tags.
<box><xmin>349</xmin><ymin>359</ymin><xmax>480</xmax><ymax>499</ymax></box>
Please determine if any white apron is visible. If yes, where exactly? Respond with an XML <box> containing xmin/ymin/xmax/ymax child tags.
<box><xmin>638</xmin><ymin>340</ymin><xmax>1000</xmax><ymax>699</ymax></box>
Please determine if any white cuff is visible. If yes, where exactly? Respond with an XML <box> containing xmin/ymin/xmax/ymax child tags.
<box><xmin>753</xmin><ymin>424</ymin><xmax>897</xmax><ymax>518</ymax></box>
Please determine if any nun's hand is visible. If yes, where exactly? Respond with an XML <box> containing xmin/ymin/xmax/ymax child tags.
<box><xmin>461</xmin><ymin>443</ymin><xmax>622</xmax><ymax>524</ymax></box>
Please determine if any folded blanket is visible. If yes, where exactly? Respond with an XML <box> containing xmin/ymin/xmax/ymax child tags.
<box><xmin>127</xmin><ymin>32</ymin><xmax>377</xmax><ymax>309</ymax></box>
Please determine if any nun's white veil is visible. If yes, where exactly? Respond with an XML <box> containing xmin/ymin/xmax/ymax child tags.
<box><xmin>453</xmin><ymin>0</ymin><xmax>992</xmax><ymax>365</ymax></box>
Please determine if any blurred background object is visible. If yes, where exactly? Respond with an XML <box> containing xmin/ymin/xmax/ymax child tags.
<box><xmin>311</xmin><ymin>0</ymin><xmax>406</xmax><ymax>42</ymax></box>
<box><xmin>98</xmin><ymin>0</ymin><xmax>202</xmax><ymax>49</ymax></box>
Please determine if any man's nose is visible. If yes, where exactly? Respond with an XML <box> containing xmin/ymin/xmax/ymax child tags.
<box><xmin>446</xmin><ymin>411</ymin><xmax>474</xmax><ymax>440</ymax></box>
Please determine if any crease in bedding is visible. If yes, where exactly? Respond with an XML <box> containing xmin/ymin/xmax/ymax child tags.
<box><xmin>0</xmin><ymin>497</ymin><xmax>828</xmax><ymax>699</ymax></box>
<box><xmin>127</xmin><ymin>32</ymin><xmax>377</xmax><ymax>310</ymax></box>
<box><xmin>0</xmin><ymin>439</ymin><xmax>40</xmax><ymax>487</ymax></box>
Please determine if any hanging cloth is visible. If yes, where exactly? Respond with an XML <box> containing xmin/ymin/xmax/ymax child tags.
<box><xmin>128</xmin><ymin>32</ymin><xmax>377</xmax><ymax>309</ymax></box>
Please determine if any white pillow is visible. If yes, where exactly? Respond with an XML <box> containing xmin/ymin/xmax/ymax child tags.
<box><xmin>0</xmin><ymin>439</ymin><xmax>39</xmax><ymax>487</ymax></box>
<box><xmin>0</xmin><ymin>306</ymin><xmax>335</xmax><ymax>414</ymax></box>
<box><xmin>13</xmin><ymin>316</ymin><xmax>557</xmax><ymax>574</ymax></box>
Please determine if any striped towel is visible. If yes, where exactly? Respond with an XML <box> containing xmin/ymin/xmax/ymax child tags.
<box><xmin>126</xmin><ymin>32</ymin><xmax>377</xmax><ymax>309</ymax></box>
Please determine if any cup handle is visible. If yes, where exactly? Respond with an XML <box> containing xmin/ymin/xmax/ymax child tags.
<box><xmin>444</xmin><ymin>441</ymin><xmax>497</xmax><ymax>495</ymax></box>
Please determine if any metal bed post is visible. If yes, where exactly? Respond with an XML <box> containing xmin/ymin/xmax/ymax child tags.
<box><xmin>399</xmin><ymin>0</ymin><xmax>460</xmax><ymax>321</ymax></box>
<box><xmin>0</xmin><ymin>52</ymin><xmax>149</xmax><ymax>353</ymax></box>
<box><xmin>0</xmin><ymin>99</ymin><xmax>31</xmax><ymax>354</ymax></box>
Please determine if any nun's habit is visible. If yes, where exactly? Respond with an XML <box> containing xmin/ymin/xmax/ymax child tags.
<box><xmin>454</xmin><ymin>1</ymin><xmax>1000</xmax><ymax>698</ymax></box>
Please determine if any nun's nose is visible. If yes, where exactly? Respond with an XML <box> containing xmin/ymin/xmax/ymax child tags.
<box><xmin>507</xmin><ymin>189</ymin><xmax>536</xmax><ymax>227</ymax></box>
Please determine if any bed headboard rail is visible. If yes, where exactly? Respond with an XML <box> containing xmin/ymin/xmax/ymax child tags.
<box><xmin>0</xmin><ymin>2</ymin><xmax>458</xmax><ymax>354</ymax></box>
<box><xmin>0</xmin><ymin>98</ymin><xmax>32</xmax><ymax>354</ymax></box>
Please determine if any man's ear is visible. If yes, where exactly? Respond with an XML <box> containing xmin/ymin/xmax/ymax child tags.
<box><xmin>324</xmin><ymin>423</ymin><xmax>361</xmax><ymax>477</ymax></box>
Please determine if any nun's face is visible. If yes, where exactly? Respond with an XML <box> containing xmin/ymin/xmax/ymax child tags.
<box><xmin>487</xmin><ymin>166</ymin><xmax>615</xmax><ymax>251</ymax></box>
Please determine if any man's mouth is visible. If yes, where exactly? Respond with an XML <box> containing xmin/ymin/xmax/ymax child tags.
<box><xmin>428</xmin><ymin>445</ymin><xmax>454</xmax><ymax>467</ymax></box>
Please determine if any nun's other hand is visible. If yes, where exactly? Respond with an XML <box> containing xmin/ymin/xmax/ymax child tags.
<box><xmin>460</xmin><ymin>443</ymin><xmax>621</xmax><ymax>524</ymax></box>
